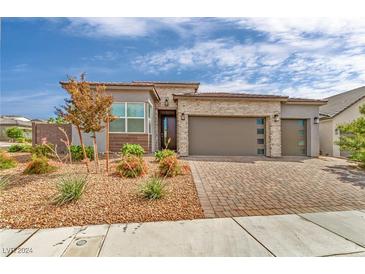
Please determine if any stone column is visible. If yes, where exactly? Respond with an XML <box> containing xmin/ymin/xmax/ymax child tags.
<box><xmin>176</xmin><ymin>110</ymin><xmax>189</xmax><ymax>156</ymax></box>
<box><xmin>269</xmin><ymin>116</ymin><xmax>282</xmax><ymax>157</ymax></box>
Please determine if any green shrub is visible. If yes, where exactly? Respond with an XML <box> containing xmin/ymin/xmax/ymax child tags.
<box><xmin>154</xmin><ymin>149</ymin><xmax>176</xmax><ymax>162</ymax></box>
<box><xmin>6</xmin><ymin>127</ymin><xmax>24</xmax><ymax>140</ymax></box>
<box><xmin>23</xmin><ymin>156</ymin><xmax>56</xmax><ymax>175</ymax></box>
<box><xmin>52</xmin><ymin>175</ymin><xmax>87</xmax><ymax>205</ymax></box>
<box><xmin>8</xmin><ymin>144</ymin><xmax>32</xmax><ymax>153</ymax></box>
<box><xmin>116</xmin><ymin>155</ymin><xmax>147</xmax><ymax>178</ymax></box>
<box><xmin>32</xmin><ymin>144</ymin><xmax>54</xmax><ymax>158</ymax></box>
<box><xmin>16</xmin><ymin>137</ymin><xmax>26</xmax><ymax>143</ymax></box>
<box><xmin>139</xmin><ymin>177</ymin><xmax>166</xmax><ymax>200</ymax></box>
<box><xmin>0</xmin><ymin>175</ymin><xmax>11</xmax><ymax>191</ymax></box>
<box><xmin>25</xmin><ymin>138</ymin><xmax>32</xmax><ymax>143</ymax></box>
<box><xmin>70</xmin><ymin>145</ymin><xmax>94</xmax><ymax>161</ymax></box>
<box><xmin>159</xmin><ymin>155</ymin><xmax>180</xmax><ymax>177</ymax></box>
<box><xmin>121</xmin><ymin>144</ymin><xmax>145</xmax><ymax>157</ymax></box>
<box><xmin>0</xmin><ymin>151</ymin><xmax>17</xmax><ymax>170</ymax></box>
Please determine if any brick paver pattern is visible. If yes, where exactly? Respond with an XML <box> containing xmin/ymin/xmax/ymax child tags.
<box><xmin>188</xmin><ymin>156</ymin><xmax>365</xmax><ymax>218</ymax></box>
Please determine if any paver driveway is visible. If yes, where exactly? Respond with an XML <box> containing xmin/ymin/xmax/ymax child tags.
<box><xmin>188</xmin><ymin>156</ymin><xmax>365</xmax><ymax>218</ymax></box>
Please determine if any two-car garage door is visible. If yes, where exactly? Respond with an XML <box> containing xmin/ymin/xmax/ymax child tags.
<box><xmin>188</xmin><ymin>116</ymin><xmax>265</xmax><ymax>156</ymax></box>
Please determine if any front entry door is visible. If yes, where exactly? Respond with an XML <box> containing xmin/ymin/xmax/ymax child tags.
<box><xmin>161</xmin><ymin>115</ymin><xmax>177</xmax><ymax>150</ymax></box>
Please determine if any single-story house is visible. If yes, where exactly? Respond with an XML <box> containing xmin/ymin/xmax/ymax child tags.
<box><xmin>0</xmin><ymin>115</ymin><xmax>33</xmax><ymax>141</ymax></box>
<box><xmin>60</xmin><ymin>81</ymin><xmax>327</xmax><ymax>157</ymax></box>
<box><xmin>319</xmin><ymin>86</ymin><xmax>365</xmax><ymax>157</ymax></box>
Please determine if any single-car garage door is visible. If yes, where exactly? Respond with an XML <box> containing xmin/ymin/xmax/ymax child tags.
<box><xmin>281</xmin><ymin>119</ymin><xmax>307</xmax><ymax>156</ymax></box>
<box><xmin>188</xmin><ymin>116</ymin><xmax>265</xmax><ymax>156</ymax></box>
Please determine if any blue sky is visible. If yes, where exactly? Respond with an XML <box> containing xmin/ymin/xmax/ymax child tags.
<box><xmin>1</xmin><ymin>17</ymin><xmax>365</xmax><ymax>119</ymax></box>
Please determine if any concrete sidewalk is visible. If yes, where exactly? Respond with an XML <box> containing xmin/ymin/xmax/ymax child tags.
<box><xmin>1</xmin><ymin>210</ymin><xmax>365</xmax><ymax>257</ymax></box>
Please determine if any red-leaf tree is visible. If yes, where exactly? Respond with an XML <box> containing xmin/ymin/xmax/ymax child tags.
<box><xmin>57</xmin><ymin>74</ymin><xmax>114</xmax><ymax>173</ymax></box>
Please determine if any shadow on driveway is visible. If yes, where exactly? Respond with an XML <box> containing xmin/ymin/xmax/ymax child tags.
<box><xmin>324</xmin><ymin>165</ymin><xmax>365</xmax><ymax>189</ymax></box>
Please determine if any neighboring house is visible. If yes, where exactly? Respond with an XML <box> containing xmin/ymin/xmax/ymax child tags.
<box><xmin>319</xmin><ymin>86</ymin><xmax>365</xmax><ymax>157</ymax></box>
<box><xmin>0</xmin><ymin>115</ymin><xmax>32</xmax><ymax>140</ymax></box>
<box><xmin>60</xmin><ymin>81</ymin><xmax>326</xmax><ymax>157</ymax></box>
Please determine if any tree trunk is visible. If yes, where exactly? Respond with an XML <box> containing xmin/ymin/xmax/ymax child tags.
<box><xmin>92</xmin><ymin>132</ymin><xmax>99</xmax><ymax>173</ymax></box>
<box><xmin>105</xmin><ymin>115</ymin><xmax>110</xmax><ymax>175</ymax></box>
<box><xmin>77</xmin><ymin>125</ymin><xmax>90</xmax><ymax>173</ymax></box>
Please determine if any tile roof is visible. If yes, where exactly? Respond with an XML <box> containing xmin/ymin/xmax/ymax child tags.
<box><xmin>132</xmin><ymin>81</ymin><xmax>200</xmax><ymax>85</ymax></box>
<box><xmin>319</xmin><ymin>86</ymin><xmax>365</xmax><ymax>118</ymax></box>
<box><xmin>287</xmin><ymin>98</ymin><xmax>327</xmax><ymax>105</ymax></box>
<box><xmin>60</xmin><ymin>81</ymin><xmax>154</xmax><ymax>87</ymax></box>
<box><xmin>59</xmin><ymin>81</ymin><xmax>161</xmax><ymax>100</ymax></box>
<box><xmin>173</xmin><ymin>92</ymin><xmax>289</xmax><ymax>100</ymax></box>
<box><xmin>0</xmin><ymin>117</ymin><xmax>32</xmax><ymax>127</ymax></box>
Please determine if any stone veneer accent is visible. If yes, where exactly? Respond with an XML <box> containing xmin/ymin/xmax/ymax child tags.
<box><xmin>176</xmin><ymin>98</ymin><xmax>282</xmax><ymax>157</ymax></box>
<box><xmin>153</xmin><ymin>86</ymin><xmax>196</xmax><ymax>150</ymax></box>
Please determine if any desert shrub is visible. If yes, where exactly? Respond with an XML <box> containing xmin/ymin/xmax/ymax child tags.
<box><xmin>154</xmin><ymin>149</ymin><xmax>176</xmax><ymax>162</ymax></box>
<box><xmin>116</xmin><ymin>155</ymin><xmax>147</xmax><ymax>178</ymax></box>
<box><xmin>23</xmin><ymin>156</ymin><xmax>56</xmax><ymax>175</ymax></box>
<box><xmin>70</xmin><ymin>145</ymin><xmax>94</xmax><ymax>161</ymax></box>
<box><xmin>139</xmin><ymin>177</ymin><xmax>166</xmax><ymax>200</ymax></box>
<box><xmin>52</xmin><ymin>175</ymin><xmax>87</xmax><ymax>205</ymax></box>
<box><xmin>159</xmin><ymin>155</ymin><xmax>180</xmax><ymax>177</ymax></box>
<box><xmin>0</xmin><ymin>175</ymin><xmax>12</xmax><ymax>191</ymax></box>
<box><xmin>0</xmin><ymin>151</ymin><xmax>17</xmax><ymax>170</ymax></box>
<box><xmin>8</xmin><ymin>144</ymin><xmax>32</xmax><ymax>153</ymax></box>
<box><xmin>180</xmin><ymin>164</ymin><xmax>191</xmax><ymax>175</ymax></box>
<box><xmin>6</xmin><ymin>127</ymin><xmax>24</xmax><ymax>140</ymax></box>
<box><xmin>16</xmin><ymin>137</ymin><xmax>26</xmax><ymax>143</ymax></box>
<box><xmin>121</xmin><ymin>144</ymin><xmax>145</xmax><ymax>157</ymax></box>
<box><xmin>32</xmin><ymin>144</ymin><xmax>54</xmax><ymax>158</ymax></box>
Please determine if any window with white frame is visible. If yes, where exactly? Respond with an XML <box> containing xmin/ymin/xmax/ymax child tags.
<box><xmin>110</xmin><ymin>102</ymin><xmax>145</xmax><ymax>133</ymax></box>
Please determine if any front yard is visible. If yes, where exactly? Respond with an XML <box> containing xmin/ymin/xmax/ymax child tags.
<box><xmin>0</xmin><ymin>153</ymin><xmax>204</xmax><ymax>229</ymax></box>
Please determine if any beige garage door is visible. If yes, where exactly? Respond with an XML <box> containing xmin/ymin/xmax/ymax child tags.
<box><xmin>188</xmin><ymin>116</ymin><xmax>265</xmax><ymax>156</ymax></box>
<box><xmin>281</xmin><ymin>119</ymin><xmax>307</xmax><ymax>156</ymax></box>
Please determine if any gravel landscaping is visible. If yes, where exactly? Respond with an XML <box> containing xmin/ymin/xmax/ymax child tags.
<box><xmin>0</xmin><ymin>154</ymin><xmax>204</xmax><ymax>229</ymax></box>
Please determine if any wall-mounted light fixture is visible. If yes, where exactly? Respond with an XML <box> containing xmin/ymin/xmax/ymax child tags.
<box><xmin>314</xmin><ymin>117</ymin><xmax>319</xmax><ymax>124</ymax></box>
<box><xmin>273</xmin><ymin>113</ymin><xmax>280</xmax><ymax>122</ymax></box>
<box><xmin>164</xmin><ymin>98</ymin><xmax>169</xmax><ymax>107</ymax></box>
<box><xmin>335</xmin><ymin>128</ymin><xmax>339</xmax><ymax>135</ymax></box>
<box><xmin>181</xmin><ymin>113</ymin><xmax>185</xmax><ymax>120</ymax></box>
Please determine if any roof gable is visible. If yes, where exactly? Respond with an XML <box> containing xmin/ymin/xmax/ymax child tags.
<box><xmin>319</xmin><ymin>86</ymin><xmax>365</xmax><ymax>118</ymax></box>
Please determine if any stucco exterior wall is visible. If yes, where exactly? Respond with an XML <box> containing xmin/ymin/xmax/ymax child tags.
<box><xmin>154</xmin><ymin>87</ymin><xmax>196</xmax><ymax>109</ymax></box>
<box><xmin>331</xmin><ymin>97</ymin><xmax>365</xmax><ymax>157</ymax></box>
<box><xmin>107</xmin><ymin>89</ymin><xmax>155</xmax><ymax>152</ymax></box>
<box><xmin>72</xmin><ymin>126</ymin><xmax>106</xmax><ymax>152</ymax></box>
<box><xmin>105</xmin><ymin>89</ymin><xmax>155</xmax><ymax>103</ymax></box>
<box><xmin>281</xmin><ymin>104</ymin><xmax>320</xmax><ymax>157</ymax></box>
<box><xmin>319</xmin><ymin>119</ymin><xmax>333</xmax><ymax>156</ymax></box>
<box><xmin>176</xmin><ymin>98</ymin><xmax>282</xmax><ymax>157</ymax></box>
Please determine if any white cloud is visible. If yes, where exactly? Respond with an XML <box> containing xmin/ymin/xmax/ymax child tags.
<box><xmin>1</xmin><ymin>90</ymin><xmax>66</xmax><ymax>119</ymax></box>
<box><xmin>9</xmin><ymin>63</ymin><xmax>28</xmax><ymax>72</ymax></box>
<box><xmin>64</xmin><ymin>18</ymin><xmax>151</xmax><ymax>37</ymax></box>
<box><xmin>82</xmin><ymin>51</ymin><xmax>120</xmax><ymax>62</ymax></box>
<box><xmin>63</xmin><ymin>17</ymin><xmax>214</xmax><ymax>38</ymax></box>
<box><xmin>134</xmin><ymin>18</ymin><xmax>365</xmax><ymax>98</ymax></box>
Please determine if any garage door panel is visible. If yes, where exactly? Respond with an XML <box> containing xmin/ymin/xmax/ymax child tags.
<box><xmin>188</xmin><ymin>116</ymin><xmax>264</xmax><ymax>156</ymax></box>
<box><xmin>281</xmin><ymin>119</ymin><xmax>307</xmax><ymax>156</ymax></box>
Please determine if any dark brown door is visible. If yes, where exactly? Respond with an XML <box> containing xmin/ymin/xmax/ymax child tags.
<box><xmin>161</xmin><ymin>115</ymin><xmax>176</xmax><ymax>150</ymax></box>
